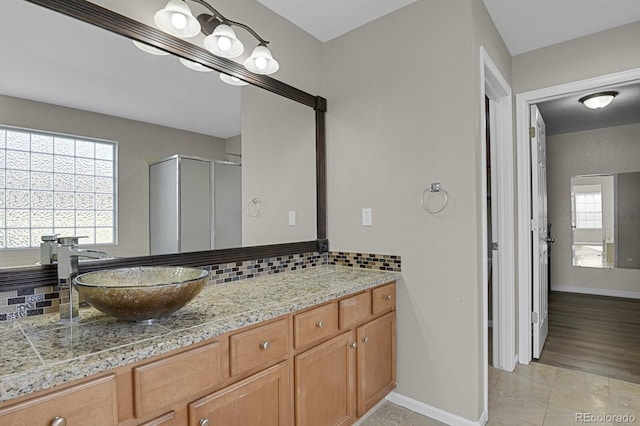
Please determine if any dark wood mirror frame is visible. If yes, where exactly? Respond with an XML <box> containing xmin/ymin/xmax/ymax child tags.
<box><xmin>1</xmin><ymin>0</ymin><xmax>327</xmax><ymax>292</ymax></box>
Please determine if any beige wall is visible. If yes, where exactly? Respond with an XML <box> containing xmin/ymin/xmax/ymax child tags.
<box><xmin>547</xmin><ymin>123</ymin><xmax>640</xmax><ymax>296</ymax></box>
<box><xmin>0</xmin><ymin>94</ymin><xmax>225</xmax><ymax>267</ymax></box>
<box><xmin>324</xmin><ymin>0</ymin><xmax>510</xmax><ymax>420</ymax></box>
<box><xmin>225</xmin><ymin>135</ymin><xmax>242</xmax><ymax>158</ymax></box>
<box><xmin>512</xmin><ymin>21</ymin><xmax>640</xmax><ymax>93</ymax></box>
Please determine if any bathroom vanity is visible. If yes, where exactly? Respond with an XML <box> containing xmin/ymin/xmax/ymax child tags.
<box><xmin>0</xmin><ymin>266</ymin><xmax>397</xmax><ymax>425</ymax></box>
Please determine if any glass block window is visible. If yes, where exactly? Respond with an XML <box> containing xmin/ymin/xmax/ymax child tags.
<box><xmin>575</xmin><ymin>192</ymin><xmax>602</xmax><ymax>229</ymax></box>
<box><xmin>0</xmin><ymin>126</ymin><xmax>117</xmax><ymax>248</ymax></box>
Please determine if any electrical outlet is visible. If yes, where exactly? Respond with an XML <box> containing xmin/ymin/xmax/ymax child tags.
<box><xmin>289</xmin><ymin>211</ymin><xmax>296</xmax><ymax>226</ymax></box>
<box><xmin>362</xmin><ymin>208</ymin><xmax>372</xmax><ymax>226</ymax></box>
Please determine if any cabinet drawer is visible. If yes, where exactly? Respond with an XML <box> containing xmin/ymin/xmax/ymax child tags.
<box><xmin>372</xmin><ymin>282</ymin><xmax>396</xmax><ymax>315</ymax></box>
<box><xmin>294</xmin><ymin>302</ymin><xmax>338</xmax><ymax>349</ymax></box>
<box><xmin>133</xmin><ymin>341</ymin><xmax>226</xmax><ymax>418</ymax></box>
<box><xmin>189</xmin><ymin>362</ymin><xmax>290</xmax><ymax>426</ymax></box>
<box><xmin>0</xmin><ymin>374</ymin><xmax>117</xmax><ymax>426</ymax></box>
<box><xmin>230</xmin><ymin>317</ymin><xmax>288</xmax><ymax>376</ymax></box>
<box><xmin>339</xmin><ymin>292</ymin><xmax>371</xmax><ymax>329</ymax></box>
<box><xmin>139</xmin><ymin>411</ymin><xmax>176</xmax><ymax>426</ymax></box>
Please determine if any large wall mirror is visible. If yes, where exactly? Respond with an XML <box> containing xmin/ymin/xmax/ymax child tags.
<box><xmin>571</xmin><ymin>172</ymin><xmax>640</xmax><ymax>269</ymax></box>
<box><xmin>0</xmin><ymin>0</ymin><xmax>326</xmax><ymax>288</ymax></box>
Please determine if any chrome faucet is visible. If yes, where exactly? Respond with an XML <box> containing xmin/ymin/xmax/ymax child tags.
<box><xmin>55</xmin><ymin>236</ymin><xmax>107</xmax><ymax>322</ymax></box>
<box><xmin>40</xmin><ymin>234</ymin><xmax>60</xmax><ymax>265</ymax></box>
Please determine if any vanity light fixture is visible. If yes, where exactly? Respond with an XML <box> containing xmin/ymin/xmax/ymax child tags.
<box><xmin>579</xmin><ymin>91</ymin><xmax>619</xmax><ymax>110</ymax></box>
<box><xmin>139</xmin><ymin>0</ymin><xmax>279</xmax><ymax>81</ymax></box>
<box><xmin>132</xmin><ymin>40</ymin><xmax>169</xmax><ymax>56</ymax></box>
<box><xmin>220</xmin><ymin>74</ymin><xmax>249</xmax><ymax>86</ymax></box>
<box><xmin>179</xmin><ymin>58</ymin><xmax>213</xmax><ymax>72</ymax></box>
<box><xmin>154</xmin><ymin>0</ymin><xmax>201</xmax><ymax>38</ymax></box>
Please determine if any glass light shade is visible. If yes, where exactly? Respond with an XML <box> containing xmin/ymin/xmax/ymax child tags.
<box><xmin>204</xmin><ymin>24</ymin><xmax>244</xmax><ymax>58</ymax></box>
<box><xmin>154</xmin><ymin>0</ymin><xmax>201</xmax><ymax>38</ymax></box>
<box><xmin>132</xmin><ymin>40</ymin><xmax>169</xmax><ymax>56</ymax></box>
<box><xmin>244</xmin><ymin>45</ymin><xmax>279</xmax><ymax>75</ymax></box>
<box><xmin>220</xmin><ymin>74</ymin><xmax>249</xmax><ymax>86</ymax></box>
<box><xmin>579</xmin><ymin>91</ymin><xmax>618</xmax><ymax>110</ymax></box>
<box><xmin>179</xmin><ymin>58</ymin><xmax>213</xmax><ymax>72</ymax></box>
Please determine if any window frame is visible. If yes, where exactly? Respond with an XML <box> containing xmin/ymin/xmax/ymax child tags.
<box><xmin>0</xmin><ymin>124</ymin><xmax>118</xmax><ymax>250</ymax></box>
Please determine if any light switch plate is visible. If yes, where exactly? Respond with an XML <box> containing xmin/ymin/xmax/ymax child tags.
<box><xmin>362</xmin><ymin>208</ymin><xmax>372</xmax><ymax>226</ymax></box>
<box><xmin>289</xmin><ymin>211</ymin><xmax>296</xmax><ymax>226</ymax></box>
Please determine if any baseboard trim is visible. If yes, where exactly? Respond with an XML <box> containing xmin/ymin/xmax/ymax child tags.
<box><xmin>552</xmin><ymin>285</ymin><xmax>640</xmax><ymax>300</ymax></box>
<box><xmin>386</xmin><ymin>391</ymin><xmax>486</xmax><ymax>425</ymax></box>
<box><xmin>352</xmin><ymin>398</ymin><xmax>388</xmax><ymax>425</ymax></box>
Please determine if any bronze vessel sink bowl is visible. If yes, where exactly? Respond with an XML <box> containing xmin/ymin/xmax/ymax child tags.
<box><xmin>73</xmin><ymin>266</ymin><xmax>210</xmax><ymax>322</ymax></box>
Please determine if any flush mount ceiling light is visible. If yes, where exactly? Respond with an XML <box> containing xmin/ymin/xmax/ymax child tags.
<box><xmin>579</xmin><ymin>91</ymin><xmax>619</xmax><ymax>110</ymax></box>
<box><xmin>136</xmin><ymin>0</ymin><xmax>279</xmax><ymax>82</ymax></box>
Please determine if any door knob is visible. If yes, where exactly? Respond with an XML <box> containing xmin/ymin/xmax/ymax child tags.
<box><xmin>546</xmin><ymin>237</ymin><xmax>555</xmax><ymax>243</ymax></box>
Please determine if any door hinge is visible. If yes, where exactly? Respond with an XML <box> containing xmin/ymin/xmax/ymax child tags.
<box><xmin>531</xmin><ymin>312</ymin><xmax>539</xmax><ymax>324</ymax></box>
<box><xmin>529</xmin><ymin>127</ymin><xmax>536</xmax><ymax>138</ymax></box>
<box><xmin>491</xmin><ymin>242</ymin><xmax>498</xmax><ymax>251</ymax></box>
<box><xmin>531</xmin><ymin>219</ymin><xmax>537</xmax><ymax>231</ymax></box>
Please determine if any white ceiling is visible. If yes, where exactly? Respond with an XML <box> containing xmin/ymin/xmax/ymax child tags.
<box><xmin>4</xmin><ymin>0</ymin><xmax>640</xmax><ymax>139</ymax></box>
<box><xmin>537</xmin><ymin>83</ymin><xmax>640</xmax><ymax>136</ymax></box>
<box><xmin>255</xmin><ymin>0</ymin><xmax>418</xmax><ymax>42</ymax></box>
<box><xmin>482</xmin><ymin>0</ymin><xmax>640</xmax><ymax>55</ymax></box>
<box><xmin>256</xmin><ymin>0</ymin><xmax>640</xmax><ymax>54</ymax></box>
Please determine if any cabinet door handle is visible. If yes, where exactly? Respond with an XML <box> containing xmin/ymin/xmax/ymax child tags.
<box><xmin>361</xmin><ymin>336</ymin><xmax>369</xmax><ymax>343</ymax></box>
<box><xmin>316</xmin><ymin>320</ymin><xmax>324</xmax><ymax>328</ymax></box>
<box><xmin>385</xmin><ymin>294</ymin><xmax>393</xmax><ymax>300</ymax></box>
<box><xmin>350</xmin><ymin>342</ymin><xmax>357</xmax><ymax>349</ymax></box>
<box><xmin>51</xmin><ymin>417</ymin><xmax>67</xmax><ymax>426</ymax></box>
<box><xmin>200</xmin><ymin>418</ymin><xmax>211</xmax><ymax>426</ymax></box>
<box><xmin>260</xmin><ymin>341</ymin><xmax>271</xmax><ymax>350</ymax></box>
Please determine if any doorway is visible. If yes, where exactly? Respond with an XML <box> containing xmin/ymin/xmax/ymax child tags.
<box><xmin>515</xmin><ymin>67</ymin><xmax>640</xmax><ymax>365</ymax></box>
<box><xmin>480</xmin><ymin>46</ymin><xmax>516</xmax><ymax>420</ymax></box>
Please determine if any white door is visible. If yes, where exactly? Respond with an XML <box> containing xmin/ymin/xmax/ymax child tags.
<box><xmin>531</xmin><ymin>104</ymin><xmax>549</xmax><ymax>359</ymax></box>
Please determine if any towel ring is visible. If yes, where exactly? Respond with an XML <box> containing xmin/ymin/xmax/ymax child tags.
<box><xmin>246</xmin><ymin>197</ymin><xmax>263</xmax><ymax>218</ymax></box>
<box><xmin>420</xmin><ymin>183</ymin><xmax>448</xmax><ymax>214</ymax></box>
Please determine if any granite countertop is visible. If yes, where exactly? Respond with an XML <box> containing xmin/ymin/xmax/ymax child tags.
<box><xmin>0</xmin><ymin>265</ymin><xmax>399</xmax><ymax>403</ymax></box>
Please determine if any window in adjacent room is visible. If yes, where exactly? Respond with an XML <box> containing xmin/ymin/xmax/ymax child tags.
<box><xmin>0</xmin><ymin>126</ymin><xmax>117</xmax><ymax>249</ymax></box>
<box><xmin>574</xmin><ymin>191</ymin><xmax>603</xmax><ymax>229</ymax></box>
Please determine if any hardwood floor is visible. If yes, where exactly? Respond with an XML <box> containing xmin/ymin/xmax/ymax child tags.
<box><xmin>536</xmin><ymin>291</ymin><xmax>640</xmax><ymax>384</ymax></box>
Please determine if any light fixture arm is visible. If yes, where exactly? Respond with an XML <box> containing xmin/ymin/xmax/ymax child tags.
<box><xmin>187</xmin><ymin>0</ymin><xmax>270</xmax><ymax>45</ymax></box>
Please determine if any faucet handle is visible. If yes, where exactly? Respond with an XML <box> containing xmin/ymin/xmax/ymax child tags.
<box><xmin>41</xmin><ymin>234</ymin><xmax>60</xmax><ymax>242</ymax></box>
<box><xmin>57</xmin><ymin>236</ymin><xmax>88</xmax><ymax>246</ymax></box>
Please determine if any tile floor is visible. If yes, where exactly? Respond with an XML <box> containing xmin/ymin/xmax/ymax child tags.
<box><xmin>362</xmin><ymin>363</ymin><xmax>640</xmax><ymax>425</ymax></box>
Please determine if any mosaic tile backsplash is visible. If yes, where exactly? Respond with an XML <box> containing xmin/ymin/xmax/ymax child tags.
<box><xmin>0</xmin><ymin>250</ymin><xmax>400</xmax><ymax>321</ymax></box>
<box><xmin>328</xmin><ymin>251</ymin><xmax>401</xmax><ymax>272</ymax></box>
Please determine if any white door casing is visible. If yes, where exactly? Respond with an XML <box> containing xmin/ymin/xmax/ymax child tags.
<box><xmin>530</xmin><ymin>105</ymin><xmax>549</xmax><ymax>359</ymax></box>
<box><xmin>480</xmin><ymin>46</ymin><xmax>516</xmax><ymax>421</ymax></box>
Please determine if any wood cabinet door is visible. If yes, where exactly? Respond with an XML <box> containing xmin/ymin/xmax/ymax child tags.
<box><xmin>0</xmin><ymin>374</ymin><xmax>117</xmax><ymax>426</ymax></box>
<box><xmin>295</xmin><ymin>331</ymin><xmax>356</xmax><ymax>426</ymax></box>
<box><xmin>356</xmin><ymin>312</ymin><xmax>396</xmax><ymax>417</ymax></box>
<box><xmin>189</xmin><ymin>362</ymin><xmax>290</xmax><ymax>426</ymax></box>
